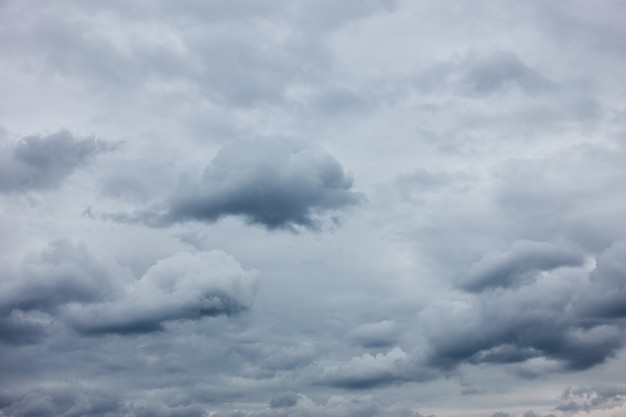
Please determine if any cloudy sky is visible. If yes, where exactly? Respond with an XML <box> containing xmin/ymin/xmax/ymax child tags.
<box><xmin>1</xmin><ymin>1</ymin><xmax>626</xmax><ymax>416</ymax></box>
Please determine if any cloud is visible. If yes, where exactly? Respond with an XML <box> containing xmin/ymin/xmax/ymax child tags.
<box><xmin>211</xmin><ymin>394</ymin><xmax>427</xmax><ymax>417</ymax></box>
<box><xmin>0</xmin><ymin>383</ymin><xmax>207</xmax><ymax>417</ymax></box>
<box><xmin>133</xmin><ymin>138</ymin><xmax>364</xmax><ymax>230</ymax></box>
<box><xmin>318</xmin><ymin>347</ymin><xmax>435</xmax><ymax>389</ymax></box>
<box><xmin>555</xmin><ymin>385</ymin><xmax>626</xmax><ymax>414</ymax></box>
<box><xmin>0</xmin><ymin>130</ymin><xmax>114</xmax><ymax>193</ymax></box>
<box><xmin>0</xmin><ymin>384</ymin><xmax>121</xmax><ymax>417</ymax></box>
<box><xmin>269</xmin><ymin>393</ymin><xmax>300</xmax><ymax>408</ymax></box>
<box><xmin>577</xmin><ymin>240</ymin><xmax>626</xmax><ymax>319</ymax></box>
<box><xmin>68</xmin><ymin>250</ymin><xmax>258</xmax><ymax>335</ymax></box>
<box><xmin>457</xmin><ymin>240</ymin><xmax>585</xmax><ymax>292</ymax></box>
<box><xmin>420</xmin><ymin>242</ymin><xmax>626</xmax><ymax>372</ymax></box>
<box><xmin>0</xmin><ymin>240</ymin><xmax>123</xmax><ymax>344</ymax></box>
<box><xmin>0</xmin><ymin>242</ymin><xmax>256</xmax><ymax>339</ymax></box>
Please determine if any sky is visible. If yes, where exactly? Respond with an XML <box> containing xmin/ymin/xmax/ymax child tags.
<box><xmin>1</xmin><ymin>1</ymin><xmax>626</xmax><ymax>416</ymax></box>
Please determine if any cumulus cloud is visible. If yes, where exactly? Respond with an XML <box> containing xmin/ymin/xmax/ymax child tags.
<box><xmin>0</xmin><ymin>130</ymin><xmax>114</xmax><ymax>193</ymax></box>
<box><xmin>457</xmin><ymin>240</ymin><xmax>585</xmax><ymax>292</ymax></box>
<box><xmin>132</xmin><ymin>138</ymin><xmax>364</xmax><ymax>230</ymax></box>
<box><xmin>69</xmin><ymin>250</ymin><xmax>258</xmax><ymax>335</ymax></box>
<box><xmin>0</xmin><ymin>240</ymin><xmax>123</xmax><ymax>344</ymax></box>
<box><xmin>0</xmin><ymin>383</ymin><xmax>209</xmax><ymax>417</ymax></box>
<box><xmin>317</xmin><ymin>347</ymin><xmax>434</xmax><ymax>389</ymax></box>
<box><xmin>0</xmin><ymin>242</ymin><xmax>256</xmax><ymax>339</ymax></box>
<box><xmin>420</xmin><ymin>242</ymin><xmax>626</xmax><ymax>372</ymax></box>
<box><xmin>212</xmin><ymin>394</ymin><xmax>427</xmax><ymax>417</ymax></box>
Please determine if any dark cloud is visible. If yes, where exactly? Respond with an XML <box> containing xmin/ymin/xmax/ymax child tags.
<box><xmin>422</xmin><ymin>241</ymin><xmax>626</xmax><ymax>372</ymax></box>
<box><xmin>0</xmin><ymin>240</ymin><xmax>121</xmax><ymax>344</ymax></box>
<box><xmin>0</xmin><ymin>130</ymin><xmax>113</xmax><ymax>193</ymax></box>
<box><xmin>0</xmin><ymin>312</ymin><xmax>49</xmax><ymax>346</ymax></box>
<box><xmin>457</xmin><ymin>240</ymin><xmax>585</xmax><ymax>292</ymax></box>
<box><xmin>577</xmin><ymin>240</ymin><xmax>626</xmax><ymax>319</ymax></box>
<box><xmin>555</xmin><ymin>385</ymin><xmax>626</xmax><ymax>414</ymax></box>
<box><xmin>137</xmin><ymin>139</ymin><xmax>364</xmax><ymax>230</ymax></box>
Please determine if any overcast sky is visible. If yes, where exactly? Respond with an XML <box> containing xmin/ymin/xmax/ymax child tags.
<box><xmin>1</xmin><ymin>1</ymin><xmax>626</xmax><ymax>417</ymax></box>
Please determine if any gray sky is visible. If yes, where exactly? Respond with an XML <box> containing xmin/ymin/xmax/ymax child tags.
<box><xmin>1</xmin><ymin>1</ymin><xmax>626</xmax><ymax>416</ymax></box>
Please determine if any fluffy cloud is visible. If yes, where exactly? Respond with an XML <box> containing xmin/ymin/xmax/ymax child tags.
<box><xmin>0</xmin><ymin>242</ymin><xmax>256</xmax><ymax>340</ymax></box>
<box><xmin>317</xmin><ymin>347</ymin><xmax>433</xmax><ymax>389</ymax></box>
<box><xmin>69</xmin><ymin>250</ymin><xmax>258</xmax><ymax>335</ymax></box>
<box><xmin>136</xmin><ymin>138</ymin><xmax>364</xmax><ymax>230</ymax></box>
<box><xmin>420</xmin><ymin>242</ymin><xmax>626</xmax><ymax>372</ymax></box>
<box><xmin>0</xmin><ymin>130</ymin><xmax>113</xmax><ymax>193</ymax></box>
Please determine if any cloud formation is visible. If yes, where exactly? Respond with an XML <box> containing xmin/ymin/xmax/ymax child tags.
<box><xmin>555</xmin><ymin>385</ymin><xmax>626</xmax><ymax>414</ymax></box>
<box><xmin>421</xmin><ymin>242</ymin><xmax>626</xmax><ymax>372</ymax></box>
<box><xmin>156</xmin><ymin>138</ymin><xmax>364</xmax><ymax>230</ymax></box>
<box><xmin>69</xmin><ymin>250</ymin><xmax>257</xmax><ymax>335</ymax></box>
<box><xmin>0</xmin><ymin>130</ymin><xmax>113</xmax><ymax>193</ymax></box>
<box><xmin>0</xmin><ymin>242</ymin><xmax>256</xmax><ymax>340</ymax></box>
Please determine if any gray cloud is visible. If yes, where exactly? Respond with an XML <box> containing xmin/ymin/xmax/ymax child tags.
<box><xmin>2</xmin><ymin>0</ymin><xmax>626</xmax><ymax>416</ymax></box>
<box><xmin>140</xmin><ymin>138</ymin><xmax>364</xmax><ymax>230</ymax></box>
<box><xmin>347</xmin><ymin>320</ymin><xmax>402</xmax><ymax>348</ymax></box>
<box><xmin>577</xmin><ymin>240</ymin><xmax>626</xmax><ymax>319</ymax></box>
<box><xmin>0</xmin><ymin>240</ymin><xmax>122</xmax><ymax>345</ymax></box>
<box><xmin>0</xmin><ymin>384</ymin><xmax>121</xmax><ymax>417</ymax></box>
<box><xmin>317</xmin><ymin>347</ymin><xmax>436</xmax><ymax>390</ymax></box>
<box><xmin>457</xmin><ymin>240</ymin><xmax>585</xmax><ymax>292</ymax></box>
<box><xmin>212</xmin><ymin>395</ymin><xmax>427</xmax><ymax>417</ymax></box>
<box><xmin>555</xmin><ymin>385</ymin><xmax>626</xmax><ymax>414</ymax></box>
<box><xmin>269</xmin><ymin>393</ymin><xmax>300</xmax><ymax>408</ymax></box>
<box><xmin>68</xmin><ymin>250</ymin><xmax>257</xmax><ymax>335</ymax></box>
<box><xmin>0</xmin><ymin>242</ymin><xmax>256</xmax><ymax>339</ymax></box>
<box><xmin>421</xmin><ymin>241</ymin><xmax>626</xmax><ymax>372</ymax></box>
<box><xmin>0</xmin><ymin>130</ymin><xmax>113</xmax><ymax>193</ymax></box>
